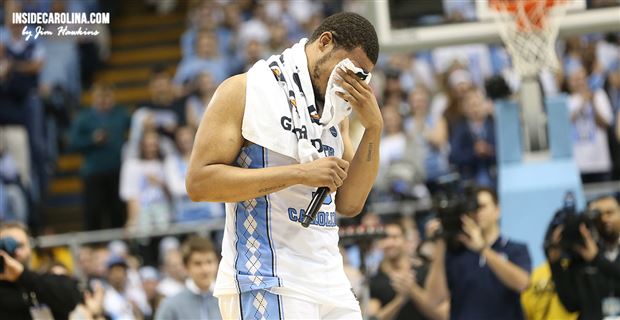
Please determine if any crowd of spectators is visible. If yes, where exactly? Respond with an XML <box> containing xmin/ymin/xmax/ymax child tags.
<box><xmin>0</xmin><ymin>0</ymin><xmax>619</xmax><ymax>318</ymax></box>
<box><xmin>0</xmin><ymin>0</ymin><xmax>618</xmax><ymax>234</ymax></box>
<box><xmin>0</xmin><ymin>0</ymin><xmax>110</xmax><ymax>230</ymax></box>
<box><xmin>0</xmin><ymin>221</ymin><xmax>222</xmax><ymax>320</ymax></box>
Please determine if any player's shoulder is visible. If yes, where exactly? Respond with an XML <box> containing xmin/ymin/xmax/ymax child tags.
<box><xmin>217</xmin><ymin>73</ymin><xmax>247</xmax><ymax>96</ymax></box>
<box><xmin>208</xmin><ymin>73</ymin><xmax>247</xmax><ymax>114</ymax></box>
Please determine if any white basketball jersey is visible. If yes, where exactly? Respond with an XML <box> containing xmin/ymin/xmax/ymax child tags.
<box><xmin>214</xmin><ymin>126</ymin><xmax>359</xmax><ymax>310</ymax></box>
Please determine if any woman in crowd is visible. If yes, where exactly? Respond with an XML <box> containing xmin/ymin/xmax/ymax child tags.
<box><xmin>184</xmin><ymin>72</ymin><xmax>216</xmax><ymax>130</ymax></box>
<box><xmin>120</xmin><ymin>130</ymin><xmax>171</xmax><ymax>233</ymax></box>
<box><xmin>164</xmin><ymin>126</ymin><xmax>224</xmax><ymax>223</ymax></box>
<box><xmin>405</xmin><ymin>87</ymin><xmax>450</xmax><ymax>192</ymax></box>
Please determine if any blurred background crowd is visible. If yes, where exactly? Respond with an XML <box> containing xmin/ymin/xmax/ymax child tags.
<box><xmin>0</xmin><ymin>0</ymin><xmax>619</xmax><ymax>319</ymax></box>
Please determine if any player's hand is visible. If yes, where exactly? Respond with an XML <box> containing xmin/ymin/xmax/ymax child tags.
<box><xmin>335</xmin><ymin>68</ymin><xmax>383</xmax><ymax>131</ymax></box>
<box><xmin>299</xmin><ymin>156</ymin><xmax>349</xmax><ymax>193</ymax></box>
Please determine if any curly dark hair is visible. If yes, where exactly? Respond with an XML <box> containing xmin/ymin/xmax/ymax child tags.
<box><xmin>308</xmin><ymin>12</ymin><xmax>379</xmax><ymax>65</ymax></box>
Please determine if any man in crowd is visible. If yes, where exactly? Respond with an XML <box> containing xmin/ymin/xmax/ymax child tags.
<box><xmin>449</xmin><ymin>88</ymin><xmax>496</xmax><ymax>187</ymax></box>
<box><xmin>425</xmin><ymin>187</ymin><xmax>531</xmax><ymax>319</ymax></box>
<box><xmin>0</xmin><ymin>222</ymin><xmax>81</xmax><ymax>319</ymax></box>
<box><xmin>103</xmin><ymin>256</ymin><xmax>151</xmax><ymax>319</ymax></box>
<box><xmin>157</xmin><ymin>248</ymin><xmax>187</xmax><ymax>297</ymax></box>
<box><xmin>548</xmin><ymin>194</ymin><xmax>620</xmax><ymax>319</ymax></box>
<box><xmin>69</xmin><ymin>83</ymin><xmax>129</xmax><ymax>230</ymax></box>
<box><xmin>369</xmin><ymin>221</ymin><xmax>448</xmax><ymax>320</ymax></box>
<box><xmin>155</xmin><ymin>236</ymin><xmax>221</xmax><ymax>319</ymax></box>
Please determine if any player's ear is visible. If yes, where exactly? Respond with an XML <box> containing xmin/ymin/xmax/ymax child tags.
<box><xmin>318</xmin><ymin>32</ymin><xmax>336</xmax><ymax>52</ymax></box>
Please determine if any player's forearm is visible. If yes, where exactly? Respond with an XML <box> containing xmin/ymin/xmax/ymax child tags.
<box><xmin>482</xmin><ymin>248</ymin><xmax>530</xmax><ymax>292</ymax></box>
<box><xmin>335</xmin><ymin>127</ymin><xmax>381</xmax><ymax>217</ymax></box>
<box><xmin>186</xmin><ymin>163</ymin><xmax>304</xmax><ymax>203</ymax></box>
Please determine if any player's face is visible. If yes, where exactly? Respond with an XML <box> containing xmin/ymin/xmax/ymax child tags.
<box><xmin>311</xmin><ymin>33</ymin><xmax>374</xmax><ymax>103</ymax></box>
<box><xmin>187</xmin><ymin>251</ymin><xmax>219</xmax><ymax>291</ymax></box>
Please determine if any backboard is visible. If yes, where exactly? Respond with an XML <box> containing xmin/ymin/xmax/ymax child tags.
<box><xmin>368</xmin><ymin>0</ymin><xmax>619</xmax><ymax>52</ymax></box>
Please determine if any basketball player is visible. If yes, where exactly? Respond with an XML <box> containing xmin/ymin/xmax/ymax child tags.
<box><xmin>186</xmin><ymin>13</ymin><xmax>381</xmax><ymax>319</ymax></box>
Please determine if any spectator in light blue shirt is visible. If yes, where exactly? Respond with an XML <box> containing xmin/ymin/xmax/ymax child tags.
<box><xmin>155</xmin><ymin>237</ymin><xmax>222</xmax><ymax>320</ymax></box>
<box><xmin>174</xmin><ymin>31</ymin><xmax>230</xmax><ymax>93</ymax></box>
<box><xmin>164</xmin><ymin>126</ymin><xmax>224</xmax><ymax>223</ymax></box>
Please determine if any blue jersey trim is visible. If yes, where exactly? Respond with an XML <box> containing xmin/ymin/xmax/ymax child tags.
<box><xmin>240</xmin><ymin>289</ymin><xmax>282</xmax><ymax>320</ymax></box>
<box><xmin>233</xmin><ymin>144</ymin><xmax>281</xmax><ymax>293</ymax></box>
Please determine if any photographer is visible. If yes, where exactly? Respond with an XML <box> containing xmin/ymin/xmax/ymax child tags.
<box><xmin>425</xmin><ymin>187</ymin><xmax>532</xmax><ymax>319</ymax></box>
<box><xmin>0</xmin><ymin>222</ymin><xmax>81</xmax><ymax>319</ymax></box>
<box><xmin>548</xmin><ymin>195</ymin><xmax>620</xmax><ymax>319</ymax></box>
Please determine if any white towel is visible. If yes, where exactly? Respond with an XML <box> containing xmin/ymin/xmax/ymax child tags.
<box><xmin>321</xmin><ymin>58</ymin><xmax>372</xmax><ymax>128</ymax></box>
<box><xmin>243</xmin><ymin>38</ymin><xmax>371</xmax><ymax>164</ymax></box>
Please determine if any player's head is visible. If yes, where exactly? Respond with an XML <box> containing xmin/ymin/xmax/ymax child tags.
<box><xmin>305</xmin><ymin>12</ymin><xmax>379</xmax><ymax>103</ymax></box>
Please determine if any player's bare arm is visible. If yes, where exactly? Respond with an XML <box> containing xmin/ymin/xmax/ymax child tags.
<box><xmin>186</xmin><ymin>74</ymin><xmax>350</xmax><ymax>203</ymax></box>
<box><xmin>335</xmin><ymin>68</ymin><xmax>383</xmax><ymax>217</ymax></box>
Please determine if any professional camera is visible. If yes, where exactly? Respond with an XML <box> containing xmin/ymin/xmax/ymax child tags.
<box><xmin>0</xmin><ymin>236</ymin><xmax>19</xmax><ymax>273</ymax></box>
<box><xmin>560</xmin><ymin>209</ymin><xmax>601</xmax><ymax>252</ymax></box>
<box><xmin>484</xmin><ymin>75</ymin><xmax>512</xmax><ymax>100</ymax></box>
<box><xmin>544</xmin><ymin>192</ymin><xmax>602</xmax><ymax>258</ymax></box>
<box><xmin>432</xmin><ymin>173</ymin><xmax>479</xmax><ymax>251</ymax></box>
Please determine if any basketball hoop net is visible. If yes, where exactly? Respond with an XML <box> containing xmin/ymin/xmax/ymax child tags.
<box><xmin>490</xmin><ymin>0</ymin><xmax>567</xmax><ymax>78</ymax></box>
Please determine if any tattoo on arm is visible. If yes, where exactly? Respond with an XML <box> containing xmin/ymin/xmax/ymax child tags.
<box><xmin>367</xmin><ymin>142</ymin><xmax>373</xmax><ymax>162</ymax></box>
<box><xmin>258</xmin><ymin>184</ymin><xmax>285</xmax><ymax>194</ymax></box>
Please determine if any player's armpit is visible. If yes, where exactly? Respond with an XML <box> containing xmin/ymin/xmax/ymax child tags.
<box><xmin>185</xmin><ymin>74</ymin><xmax>247</xmax><ymax>201</ymax></box>
<box><xmin>185</xmin><ymin>74</ymin><xmax>304</xmax><ymax>202</ymax></box>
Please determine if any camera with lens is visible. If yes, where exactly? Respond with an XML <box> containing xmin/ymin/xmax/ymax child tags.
<box><xmin>432</xmin><ymin>173</ymin><xmax>479</xmax><ymax>251</ymax></box>
<box><xmin>0</xmin><ymin>236</ymin><xmax>19</xmax><ymax>273</ymax></box>
<box><xmin>544</xmin><ymin>191</ymin><xmax>602</xmax><ymax>259</ymax></box>
<box><xmin>560</xmin><ymin>209</ymin><xmax>601</xmax><ymax>253</ymax></box>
